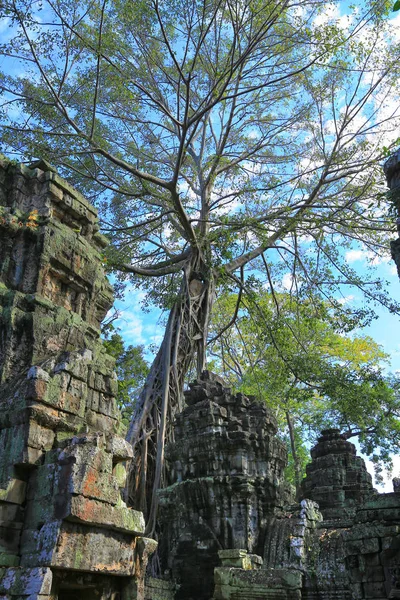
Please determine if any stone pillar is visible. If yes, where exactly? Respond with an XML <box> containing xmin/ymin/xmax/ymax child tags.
<box><xmin>0</xmin><ymin>157</ymin><xmax>155</xmax><ymax>599</ymax></box>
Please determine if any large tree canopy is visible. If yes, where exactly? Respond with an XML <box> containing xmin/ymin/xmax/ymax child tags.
<box><xmin>1</xmin><ymin>0</ymin><xmax>400</xmax><ymax>530</ymax></box>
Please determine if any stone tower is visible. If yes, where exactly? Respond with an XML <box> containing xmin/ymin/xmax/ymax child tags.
<box><xmin>0</xmin><ymin>157</ymin><xmax>155</xmax><ymax>600</ymax></box>
<box><xmin>301</xmin><ymin>428</ymin><xmax>375</xmax><ymax>520</ymax></box>
<box><xmin>158</xmin><ymin>372</ymin><xmax>292</xmax><ymax>599</ymax></box>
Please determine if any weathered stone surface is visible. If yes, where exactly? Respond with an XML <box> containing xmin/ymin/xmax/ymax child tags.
<box><xmin>213</xmin><ymin>564</ymin><xmax>303</xmax><ymax>600</ymax></box>
<box><xmin>158</xmin><ymin>371</ymin><xmax>293</xmax><ymax>600</ymax></box>
<box><xmin>301</xmin><ymin>429</ymin><xmax>375</xmax><ymax>520</ymax></box>
<box><xmin>144</xmin><ymin>577</ymin><xmax>177</xmax><ymax>600</ymax></box>
<box><xmin>0</xmin><ymin>568</ymin><xmax>52</xmax><ymax>596</ymax></box>
<box><xmin>0</xmin><ymin>157</ymin><xmax>155</xmax><ymax>598</ymax></box>
<box><xmin>21</xmin><ymin>522</ymin><xmax>138</xmax><ymax>575</ymax></box>
<box><xmin>161</xmin><ymin>387</ymin><xmax>400</xmax><ymax>600</ymax></box>
<box><xmin>0</xmin><ymin>481</ymin><xmax>26</xmax><ymax>505</ymax></box>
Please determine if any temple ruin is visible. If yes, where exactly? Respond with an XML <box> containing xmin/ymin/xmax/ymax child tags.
<box><xmin>1</xmin><ymin>154</ymin><xmax>400</xmax><ymax>599</ymax></box>
<box><xmin>0</xmin><ymin>156</ymin><xmax>156</xmax><ymax>599</ymax></box>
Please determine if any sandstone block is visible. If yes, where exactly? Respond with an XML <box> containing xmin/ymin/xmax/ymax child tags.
<box><xmin>65</xmin><ymin>496</ymin><xmax>145</xmax><ymax>534</ymax></box>
<box><xmin>55</xmin><ymin>463</ymin><xmax>119</xmax><ymax>506</ymax></box>
<box><xmin>109</xmin><ymin>436</ymin><xmax>133</xmax><ymax>462</ymax></box>
<box><xmin>0</xmin><ymin>480</ymin><xmax>26</xmax><ymax>505</ymax></box>
<box><xmin>24</xmin><ymin>523</ymin><xmax>137</xmax><ymax>575</ymax></box>
<box><xmin>0</xmin><ymin>567</ymin><xmax>52</xmax><ymax>595</ymax></box>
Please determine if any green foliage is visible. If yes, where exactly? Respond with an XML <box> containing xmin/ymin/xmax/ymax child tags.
<box><xmin>208</xmin><ymin>290</ymin><xmax>399</xmax><ymax>485</ymax></box>
<box><xmin>103</xmin><ymin>332</ymin><xmax>149</xmax><ymax>424</ymax></box>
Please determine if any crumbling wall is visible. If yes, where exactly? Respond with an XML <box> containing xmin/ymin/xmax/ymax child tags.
<box><xmin>158</xmin><ymin>371</ymin><xmax>293</xmax><ymax>599</ymax></box>
<box><xmin>0</xmin><ymin>157</ymin><xmax>155</xmax><ymax>600</ymax></box>
<box><xmin>159</xmin><ymin>371</ymin><xmax>400</xmax><ymax>600</ymax></box>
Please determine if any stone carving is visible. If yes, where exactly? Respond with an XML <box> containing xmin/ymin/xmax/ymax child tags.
<box><xmin>0</xmin><ymin>157</ymin><xmax>155</xmax><ymax>600</ymax></box>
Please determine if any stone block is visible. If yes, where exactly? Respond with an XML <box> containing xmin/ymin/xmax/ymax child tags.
<box><xmin>21</xmin><ymin>523</ymin><xmax>137</xmax><ymax>575</ymax></box>
<box><xmin>58</xmin><ymin>436</ymin><xmax>113</xmax><ymax>473</ymax></box>
<box><xmin>88</xmin><ymin>388</ymin><xmax>100</xmax><ymax>412</ymax></box>
<box><xmin>113</xmin><ymin>463</ymin><xmax>128</xmax><ymax>488</ymax></box>
<box><xmin>214</xmin><ymin>567</ymin><xmax>302</xmax><ymax>599</ymax></box>
<box><xmin>0</xmin><ymin>427</ymin><xmax>27</xmax><ymax>470</ymax></box>
<box><xmin>363</xmin><ymin>580</ymin><xmax>387</xmax><ymax>598</ymax></box>
<box><xmin>346</xmin><ymin>537</ymin><xmax>380</xmax><ymax>555</ymax></box>
<box><xmin>40</xmin><ymin>373</ymin><xmax>87</xmax><ymax>417</ymax></box>
<box><xmin>85</xmin><ymin>409</ymin><xmax>117</xmax><ymax>433</ymax></box>
<box><xmin>55</xmin><ymin>462</ymin><xmax>120</xmax><ymax>505</ymax></box>
<box><xmin>65</xmin><ymin>496</ymin><xmax>145</xmax><ymax>534</ymax></box>
<box><xmin>109</xmin><ymin>436</ymin><xmax>133</xmax><ymax>462</ymax></box>
<box><xmin>0</xmin><ymin>525</ymin><xmax>21</xmax><ymax>553</ymax></box>
<box><xmin>0</xmin><ymin>567</ymin><xmax>52</xmax><ymax>595</ymax></box>
<box><xmin>359</xmin><ymin>565</ymin><xmax>385</xmax><ymax>583</ymax></box>
<box><xmin>19</xmin><ymin>521</ymin><xmax>61</xmax><ymax>561</ymax></box>
<box><xmin>26</xmin><ymin>464</ymin><xmax>56</xmax><ymax>500</ymax></box>
<box><xmin>0</xmin><ymin>480</ymin><xmax>26</xmax><ymax>505</ymax></box>
<box><xmin>0</xmin><ymin>504</ymin><xmax>22</xmax><ymax>523</ymax></box>
<box><xmin>0</xmin><ymin>554</ymin><xmax>19</xmax><ymax>568</ymax></box>
<box><xmin>24</xmin><ymin>495</ymin><xmax>55</xmax><ymax>526</ymax></box>
<box><xmin>218</xmin><ymin>549</ymin><xmax>251</xmax><ymax>568</ymax></box>
<box><xmin>144</xmin><ymin>577</ymin><xmax>177</xmax><ymax>600</ymax></box>
<box><xmin>26</xmin><ymin>422</ymin><xmax>55</xmax><ymax>451</ymax></box>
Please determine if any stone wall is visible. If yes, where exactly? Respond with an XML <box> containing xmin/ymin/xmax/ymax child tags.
<box><xmin>0</xmin><ymin>157</ymin><xmax>155</xmax><ymax>600</ymax></box>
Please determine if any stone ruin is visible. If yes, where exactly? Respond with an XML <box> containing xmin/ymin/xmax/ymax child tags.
<box><xmin>0</xmin><ymin>157</ymin><xmax>156</xmax><ymax>600</ymax></box>
<box><xmin>158</xmin><ymin>375</ymin><xmax>400</xmax><ymax>599</ymax></box>
<box><xmin>1</xmin><ymin>154</ymin><xmax>400</xmax><ymax>600</ymax></box>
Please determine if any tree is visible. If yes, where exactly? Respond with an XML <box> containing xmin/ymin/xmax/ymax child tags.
<box><xmin>1</xmin><ymin>0</ymin><xmax>400</xmax><ymax>530</ymax></box>
<box><xmin>208</xmin><ymin>290</ymin><xmax>400</xmax><ymax>491</ymax></box>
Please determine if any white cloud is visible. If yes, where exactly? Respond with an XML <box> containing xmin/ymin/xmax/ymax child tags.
<box><xmin>388</xmin><ymin>11</ymin><xmax>400</xmax><ymax>43</ymax></box>
<box><xmin>345</xmin><ymin>249</ymin><xmax>364</xmax><ymax>263</ymax></box>
<box><xmin>313</xmin><ymin>3</ymin><xmax>352</xmax><ymax>30</ymax></box>
<box><xmin>313</xmin><ymin>3</ymin><xmax>340</xmax><ymax>27</ymax></box>
<box><xmin>337</xmin><ymin>294</ymin><xmax>355</xmax><ymax>305</ymax></box>
<box><xmin>118</xmin><ymin>309</ymin><xmax>145</xmax><ymax>344</ymax></box>
<box><xmin>282</xmin><ymin>272</ymin><xmax>294</xmax><ymax>290</ymax></box>
<box><xmin>247</xmin><ymin>129</ymin><xmax>260</xmax><ymax>140</ymax></box>
<box><xmin>345</xmin><ymin>249</ymin><xmax>391</xmax><ymax>266</ymax></box>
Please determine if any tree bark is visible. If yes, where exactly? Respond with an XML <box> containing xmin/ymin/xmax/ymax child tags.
<box><xmin>126</xmin><ymin>252</ymin><xmax>215</xmax><ymax>534</ymax></box>
<box><xmin>285</xmin><ymin>410</ymin><xmax>302</xmax><ymax>499</ymax></box>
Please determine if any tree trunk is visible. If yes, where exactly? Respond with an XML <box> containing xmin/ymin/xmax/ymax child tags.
<box><xmin>126</xmin><ymin>252</ymin><xmax>215</xmax><ymax>535</ymax></box>
<box><xmin>285</xmin><ymin>410</ymin><xmax>302</xmax><ymax>499</ymax></box>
